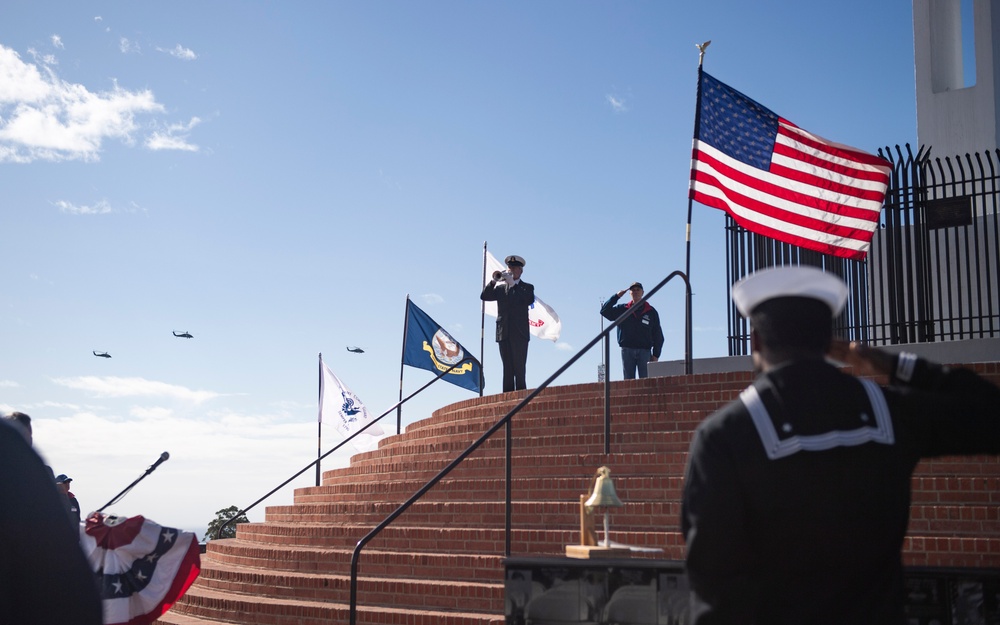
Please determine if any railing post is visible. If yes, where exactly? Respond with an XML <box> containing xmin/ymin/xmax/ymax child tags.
<box><xmin>604</xmin><ymin>333</ymin><xmax>611</xmax><ymax>455</ymax></box>
<box><xmin>505</xmin><ymin>418</ymin><xmax>512</xmax><ymax>557</ymax></box>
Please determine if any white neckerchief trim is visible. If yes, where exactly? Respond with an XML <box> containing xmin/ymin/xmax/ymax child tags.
<box><xmin>741</xmin><ymin>378</ymin><xmax>894</xmax><ymax>460</ymax></box>
<box><xmin>895</xmin><ymin>352</ymin><xmax>917</xmax><ymax>383</ymax></box>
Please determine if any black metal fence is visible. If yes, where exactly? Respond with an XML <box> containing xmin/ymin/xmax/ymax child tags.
<box><xmin>726</xmin><ymin>145</ymin><xmax>1000</xmax><ymax>355</ymax></box>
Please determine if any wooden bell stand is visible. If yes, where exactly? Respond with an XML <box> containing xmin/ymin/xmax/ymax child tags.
<box><xmin>565</xmin><ymin>494</ymin><xmax>631</xmax><ymax>559</ymax></box>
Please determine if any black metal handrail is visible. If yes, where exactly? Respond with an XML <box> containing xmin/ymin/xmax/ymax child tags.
<box><xmin>348</xmin><ymin>270</ymin><xmax>691</xmax><ymax>624</ymax></box>
<box><xmin>214</xmin><ymin>356</ymin><xmax>479</xmax><ymax>541</ymax></box>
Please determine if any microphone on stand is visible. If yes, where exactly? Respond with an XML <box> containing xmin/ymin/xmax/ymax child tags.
<box><xmin>96</xmin><ymin>451</ymin><xmax>172</xmax><ymax>513</ymax></box>
<box><xmin>147</xmin><ymin>452</ymin><xmax>170</xmax><ymax>473</ymax></box>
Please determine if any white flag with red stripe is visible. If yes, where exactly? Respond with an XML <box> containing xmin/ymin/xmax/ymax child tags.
<box><xmin>483</xmin><ymin>250</ymin><xmax>562</xmax><ymax>341</ymax></box>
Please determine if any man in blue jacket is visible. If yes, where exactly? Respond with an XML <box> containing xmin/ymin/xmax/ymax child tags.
<box><xmin>600</xmin><ymin>281</ymin><xmax>664</xmax><ymax>379</ymax></box>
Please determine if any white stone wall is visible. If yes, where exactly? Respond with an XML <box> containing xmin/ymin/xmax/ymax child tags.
<box><xmin>914</xmin><ymin>0</ymin><xmax>1000</xmax><ymax>156</ymax></box>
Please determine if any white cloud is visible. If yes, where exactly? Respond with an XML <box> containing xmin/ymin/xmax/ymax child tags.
<box><xmin>606</xmin><ymin>94</ymin><xmax>627</xmax><ymax>113</ymax></box>
<box><xmin>555</xmin><ymin>341</ymin><xmax>573</xmax><ymax>351</ymax></box>
<box><xmin>145</xmin><ymin>116</ymin><xmax>201</xmax><ymax>152</ymax></box>
<box><xmin>159</xmin><ymin>44</ymin><xmax>197</xmax><ymax>61</ymax></box>
<box><xmin>420</xmin><ymin>293</ymin><xmax>444</xmax><ymax>306</ymax></box>
<box><xmin>51</xmin><ymin>35</ymin><xmax>64</xmax><ymax>50</ymax></box>
<box><xmin>119</xmin><ymin>37</ymin><xmax>139</xmax><ymax>54</ymax></box>
<box><xmin>145</xmin><ymin>133</ymin><xmax>198</xmax><ymax>151</ymax></box>
<box><xmin>51</xmin><ymin>376</ymin><xmax>222</xmax><ymax>404</ymax></box>
<box><xmin>25</xmin><ymin>48</ymin><xmax>57</xmax><ymax>66</ymax></box>
<box><xmin>0</xmin><ymin>380</ymin><xmax>19</xmax><ymax>388</ymax></box>
<box><xmin>28</xmin><ymin>400</ymin><xmax>81</xmax><ymax>411</ymax></box>
<box><xmin>130</xmin><ymin>406</ymin><xmax>173</xmax><ymax>419</ymax></box>
<box><xmin>0</xmin><ymin>45</ymin><xmax>166</xmax><ymax>163</ymax></box>
<box><xmin>53</xmin><ymin>199</ymin><xmax>112</xmax><ymax>215</ymax></box>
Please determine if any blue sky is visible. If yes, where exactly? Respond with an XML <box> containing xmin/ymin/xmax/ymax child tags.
<box><xmin>1</xmin><ymin>1</ymin><xmax>919</xmax><ymax>537</ymax></box>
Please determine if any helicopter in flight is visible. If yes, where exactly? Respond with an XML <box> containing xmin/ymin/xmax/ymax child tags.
<box><xmin>93</xmin><ymin>351</ymin><xmax>112</xmax><ymax>358</ymax></box>
<box><xmin>173</xmin><ymin>331</ymin><xmax>194</xmax><ymax>339</ymax></box>
<box><xmin>346</xmin><ymin>346</ymin><xmax>365</xmax><ymax>354</ymax></box>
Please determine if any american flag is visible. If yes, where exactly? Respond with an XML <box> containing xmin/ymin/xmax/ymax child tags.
<box><xmin>82</xmin><ymin>513</ymin><xmax>201</xmax><ymax>625</ymax></box>
<box><xmin>689</xmin><ymin>71</ymin><xmax>891</xmax><ymax>261</ymax></box>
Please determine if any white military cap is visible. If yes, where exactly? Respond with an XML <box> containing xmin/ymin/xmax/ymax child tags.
<box><xmin>731</xmin><ymin>265</ymin><xmax>848</xmax><ymax>317</ymax></box>
<box><xmin>505</xmin><ymin>254</ymin><xmax>526</xmax><ymax>267</ymax></box>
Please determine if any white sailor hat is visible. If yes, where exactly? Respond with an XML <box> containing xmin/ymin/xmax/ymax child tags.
<box><xmin>731</xmin><ymin>265</ymin><xmax>848</xmax><ymax>317</ymax></box>
<box><xmin>505</xmin><ymin>255</ymin><xmax>526</xmax><ymax>267</ymax></box>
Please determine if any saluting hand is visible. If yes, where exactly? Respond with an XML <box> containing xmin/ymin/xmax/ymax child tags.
<box><xmin>828</xmin><ymin>339</ymin><xmax>894</xmax><ymax>377</ymax></box>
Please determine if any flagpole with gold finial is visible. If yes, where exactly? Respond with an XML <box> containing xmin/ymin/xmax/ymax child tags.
<box><xmin>683</xmin><ymin>40</ymin><xmax>710</xmax><ymax>375</ymax></box>
<box><xmin>686</xmin><ymin>40</ymin><xmax>710</xmax><ymax>292</ymax></box>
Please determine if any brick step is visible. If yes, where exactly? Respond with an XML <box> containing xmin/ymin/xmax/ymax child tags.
<box><xmin>154</xmin><ymin>610</ymin><xmax>220</xmax><ymax>625</ymax></box>
<box><xmin>911</xmin><ymin>476</ymin><xmax>1000</xmax><ymax>503</ymax></box>
<box><xmin>297</xmin><ymin>475</ymin><xmax>687</xmax><ymax>504</ymax></box>
<box><xmin>325</xmin><ymin>465</ymin><xmax>999</xmax><ymax>495</ymax></box>
<box><xmin>195</xmin><ymin>561</ymin><xmax>505</xmax><ymax>613</ymax></box>
<box><xmin>333</xmin><ymin>450</ymin><xmax>998</xmax><ymax>486</ymax></box>
<box><xmin>351</xmin><ymin>424</ymin><xmax>693</xmax><ymax>465</ymax></box>
<box><xmin>915</xmin><ymin>456</ymin><xmax>1000</xmax><ymax>477</ymax></box>
<box><xmin>247</xmin><ymin>503</ymin><xmax>997</xmax><ymax>548</ymax></box>
<box><xmin>384</xmin><ymin>416</ymin><xmax>701</xmax><ymax>453</ymax></box>
<box><xmin>416</xmin><ymin>400</ymin><xmax>728</xmax><ymax>432</ymax></box>
<box><xmin>163</xmin><ymin>584</ymin><xmax>504</xmax><ymax>625</ymax></box>
<box><xmin>419</xmin><ymin>382</ymin><xmax>750</xmax><ymax>428</ymax></box>
<box><xmin>205</xmin><ymin>540</ymin><xmax>508</xmax><ymax>578</ymax></box>
<box><xmin>902</xmin><ymin>535</ymin><xmax>1000</xmax><ymax>568</ymax></box>
<box><xmin>400</xmin><ymin>408</ymin><xmax>712</xmax><ymax>439</ymax></box>
<box><xmin>261</xmin><ymin>500</ymin><xmax>683</xmax><ymax>529</ymax></box>
<box><xmin>332</xmin><ymin>451</ymin><xmax>691</xmax><ymax>482</ymax></box>
<box><xmin>907</xmin><ymin>504</ymin><xmax>1000</xmax><ymax>535</ymax></box>
<box><xmin>234</xmin><ymin>519</ymin><xmax>680</xmax><ymax>554</ymax></box>
<box><xmin>208</xmin><ymin>527</ymin><xmax>1000</xmax><ymax>577</ymax></box>
<box><xmin>208</xmin><ymin>526</ymin><xmax>684</xmax><ymax>572</ymax></box>
<box><xmin>298</xmin><ymin>474</ymin><xmax>994</xmax><ymax>507</ymax></box>
<box><xmin>351</xmin><ymin>430</ymin><xmax>694</xmax><ymax>465</ymax></box>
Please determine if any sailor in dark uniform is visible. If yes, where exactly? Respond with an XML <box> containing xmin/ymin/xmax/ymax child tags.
<box><xmin>481</xmin><ymin>254</ymin><xmax>534</xmax><ymax>392</ymax></box>
<box><xmin>681</xmin><ymin>265</ymin><xmax>1000</xmax><ymax>625</ymax></box>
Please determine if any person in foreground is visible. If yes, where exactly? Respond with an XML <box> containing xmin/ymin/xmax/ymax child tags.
<box><xmin>0</xmin><ymin>418</ymin><xmax>103</xmax><ymax>624</ymax></box>
<box><xmin>680</xmin><ymin>265</ymin><xmax>1000</xmax><ymax>625</ymax></box>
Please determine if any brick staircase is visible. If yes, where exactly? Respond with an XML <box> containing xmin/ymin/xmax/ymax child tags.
<box><xmin>156</xmin><ymin>364</ymin><xmax>1000</xmax><ymax>625</ymax></box>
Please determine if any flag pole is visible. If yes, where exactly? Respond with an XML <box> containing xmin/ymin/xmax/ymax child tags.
<box><xmin>316</xmin><ymin>352</ymin><xmax>323</xmax><ymax>487</ymax></box>
<box><xmin>397</xmin><ymin>296</ymin><xmax>411</xmax><ymax>435</ymax></box>
<box><xmin>480</xmin><ymin>241</ymin><xmax>487</xmax><ymax>397</ymax></box>
<box><xmin>686</xmin><ymin>43</ymin><xmax>709</xmax><ymax>296</ymax></box>
<box><xmin>684</xmin><ymin>41</ymin><xmax>710</xmax><ymax>369</ymax></box>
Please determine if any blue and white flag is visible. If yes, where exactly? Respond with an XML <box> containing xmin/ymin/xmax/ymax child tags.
<box><xmin>403</xmin><ymin>300</ymin><xmax>482</xmax><ymax>393</ymax></box>
<box><xmin>320</xmin><ymin>361</ymin><xmax>383</xmax><ymax>451</ymax></box>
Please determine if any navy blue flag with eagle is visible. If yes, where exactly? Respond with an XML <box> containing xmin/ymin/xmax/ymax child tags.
<box><xmin>403</xmin><ymin>300</ymin><xmax>482</xmax><ymax>393</ymax></box>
